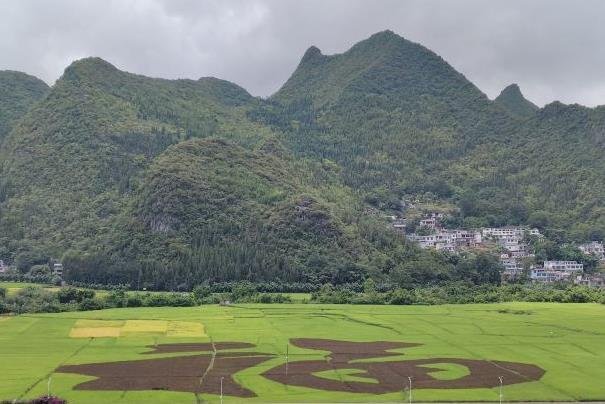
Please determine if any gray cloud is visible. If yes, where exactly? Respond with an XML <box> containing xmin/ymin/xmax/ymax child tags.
<box><xmin>1</xmin><ymin>0</ymin><xmax>604</xmax><ymax>106</ymax></box>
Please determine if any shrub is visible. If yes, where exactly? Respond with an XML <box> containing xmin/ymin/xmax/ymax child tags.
<box><xmin>192</xmin><ymin>283</ymin><xmax>212</xmax><ymax>302</ymax></box>
<box><xmin>78</xmin><ymin>298</ymin><xmax>105</xmax><ymax>311</ymax></box>
<box><xmin>105</xmin><ymin>288</ymin><xmax>127</xmax><ymax>308</ymax></box>
<box><xmin>57</xmin><ymin>287</ymin><xmax>94</xmax><ymax>304</ymax></box>
<box><xmin>126</xmin><ymin>294</ymin><xmax>143</xmax><ymax>307</ymax></box>
<box><xmin>230</xmin><ymin>281</ymin><xmax>257</xmax><ymax>302</ymax></box>
<box><xmin>389</xmin><ymin>289</ymin><xmax>415</xmax><ymax>305</ymax></box>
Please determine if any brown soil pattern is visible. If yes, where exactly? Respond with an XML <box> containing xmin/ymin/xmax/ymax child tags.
<box><xmin>56</xmin><ymin>343</ymin><xmax>273</xmax><ymax>397</ymax></box>
<box><xmin>263</xmin><ymin>339</ymin><xmax>545</xmax><ymax>393</ymax></box>
<box><xmin>56</xmin><ymin>339</ymin><xmax>545</xmax><ymax>396</ymax></box>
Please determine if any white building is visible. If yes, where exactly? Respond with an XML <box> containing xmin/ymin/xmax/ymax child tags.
<box><xmin>419</xmin><ymin>217</ymin><xmax>438</xmax><ymax>229</ymax></box>
<box><xmin>501</xmin><ymin>257</ymin><xmax>524</xmax><ymax>279</ymax></box>
<box><xmin>531</xmin><ymin>268</ymin><xmax>571</xmax><ymax>283</ymax></box>
<box><xmin>408</xmin><ymin>225</ymin><xmax>537</xmax><ymax>256</ymax></box>
<box><xmin>482</xmin><ymin>227</ymin><xmax>541</xmax><ymax>239</ymax></box>
<box><xmin>391</xmin><ymin>218</ymin><xmax>407</xmax><ymax>232</ymax></box>
<box><xmin>450</xmin><ymin>230</ymin><xmax>482</xmax><ymax>246</ymax></box>
<box><xmin>530</xmin><ymin>261</ymin><xmax>584</xmax><ymax>283</ymax></box>
<box><xmin>410</xmin><ymin>229</ymin><xmax>481</xmax><ymax>251</ymax></box>
<box><xmin>575</xmin><ymin>274</ymin><xmax>605</xmax><ymax>288</ymax></box>
<box><xmin>579</xmin><ymin>241</ymin><xmax>605</xmax><ymax>261</ymax></box>
<box><xmin>52</xmin><ymin>263</ymin><xmax>63</xmax><ymax>276</ymax></box>
<box><xmin>543</xmin><ymin>261</ymin><xmax>583</xmax><ymax>272</ymax></box>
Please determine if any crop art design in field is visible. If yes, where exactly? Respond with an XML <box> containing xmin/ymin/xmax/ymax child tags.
<box><xmin>57</xmin><ymin>342</ymin><xmax>272</xmax><ymax>397</ymax></box>
<box><xmin>56</xmin><ymin>339</ymin><xmax>544</xmax><ymax>397</ymax></box>
<box><xmin>263</xmin><ymin>339</ymin><xmax>545</xmax><ymax>392</ymax></box>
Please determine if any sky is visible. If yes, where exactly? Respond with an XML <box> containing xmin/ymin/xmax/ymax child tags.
<box><xmin>1</xmin><ymin>0</ymin><xmax>604</xmax><ymax>107</ymax></box>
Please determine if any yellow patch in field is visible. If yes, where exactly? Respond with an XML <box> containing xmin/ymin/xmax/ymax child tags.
<box><xmin>121</xmin><ymin>320</ymin><xmax>168</xmax><ymax>335</ymax></box>
<box><xmin>68</xmin><ymin>319</ymin><xmax>205</xmax><ymax>339</ymax></box>
<box><xmin>72</xmin><ymin>319</ymin><xmax>124</xmax><ymax>328</ymax></box>
<box><xmin>0</xmin><ymin>317</ymin><xmax>10</xmax><ymax>322</ymax></box>
<box><xmin>70</xmin><ymin>327</ymin><xmax>121</xmax><ymax>338</ymax></box>
<box><xmin>166</xmin><ymin>321</ymin><xmax>206</xmax><ymax>337</ymax></box>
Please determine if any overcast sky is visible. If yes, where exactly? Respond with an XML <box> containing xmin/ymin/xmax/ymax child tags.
<box><xmin>1</xmin><ymin>0</ymin><xmax>604</xmax><ymax>107</ymax></box>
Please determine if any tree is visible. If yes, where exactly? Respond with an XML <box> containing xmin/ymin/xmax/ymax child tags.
<box><xmin>15</xmin><ymin>250</ymin><xmax>48</xmax><ymax>273</ymax></box>
<box><xmin>454</xmin><ymin>253</ymin><xmax>501</xmax><ymax>285</ymax></box>
<box><xmin>193</xmin><ymin>283</ymin><xmax>212</xmax><ymax>301</ymax></box>
<box><xmin>230</xmin><ymin>281</ymin><xmax>257</xmax><ymax>302</ymax></box>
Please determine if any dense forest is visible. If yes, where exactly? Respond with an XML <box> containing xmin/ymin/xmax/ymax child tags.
<box><xmin>0</xmin><ymin>70</ymin><xmax>48</xmax><ymax>142</ymax></box>
<box><xmin>0</xmin><ymin>31</ymin><xmax>603</xmax><ymax>290</ymax></box>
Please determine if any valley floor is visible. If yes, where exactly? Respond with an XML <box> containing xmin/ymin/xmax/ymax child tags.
<box><xmin>1</xmin><ymin>303</ymin><xmax>604</xmax><ymax>403</ymax></box>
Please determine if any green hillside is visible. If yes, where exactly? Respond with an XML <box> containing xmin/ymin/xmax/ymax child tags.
<box><xmin>0</xmin><ymin>57</ymin><xmax>274</xmax><ymax>265</ymax></box>
<box><xmin>73</xmin><ymin>138</ymin><xmax>442</xmax><ymax>289</ymax></box>
<box><xmin>1</xmin><ymin>32</ymin><xmax>603</xmax><ymax>289</ymax></box>
<box><xmin>265</xmin><ymin>31</ymin><xmax>604</xmax><ymax>240</ymax></box>
<box><xmin>1</xmin><ymin>59</ymin><xmax>272</xmax><ymax>225</ymax></box>
<box><xmin>494</xmin><ymin>83</ymin><xmax>538</xmax><ymax>118</ymax></box>
<box><xmin>0</xmin><ymin>56</ymin><xmax>444</xmax><ymax>289</ymax></box>
<box><xmin>0</xmin><ymin>70</ymin><xmax>49</xmax><ymax>143</ymax></box>
<box><xmin>266</xmin><ymin>30</ymin><xmax>517</xmax><ymax>198</ymax></box>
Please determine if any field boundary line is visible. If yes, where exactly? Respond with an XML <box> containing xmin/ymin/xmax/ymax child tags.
<box><xmin>197</xmin><ymin>337</ymin><xmax>217</xmax><ymax>391</ymax></box>
<box><xmin>17</xmin><ymin>338</ymin><xmax>93</xmax><ymax>400</ymax></box>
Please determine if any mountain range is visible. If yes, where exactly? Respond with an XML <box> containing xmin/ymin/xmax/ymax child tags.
<box><xmin>1</xmin><ymin>30</ymin><xmax>603</xmax><ymax>289</ymax></box>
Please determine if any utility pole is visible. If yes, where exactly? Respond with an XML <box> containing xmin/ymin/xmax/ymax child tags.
<box><xmin>499</xmin><ymin>376</ymin><xmax>503</xmax><ymax>404</ymax></box>
<box><xmin>220</xmin><ymin>376</ymin><xmax>224</xmax><ymax>404</ymax></box>
<box><xmin>286</xmin><ymin>343</ymin><xmax>289</xmax><ymax>376</ymax></box>
<box><xmin>408</xmin><ymin>376</ymin><xmax>412</xmax><ymax>404</ymax></box>
<box><xmin>47</xmin><ymin>376</ymin><xmax>52</xmax><ymax>397</ymax></box>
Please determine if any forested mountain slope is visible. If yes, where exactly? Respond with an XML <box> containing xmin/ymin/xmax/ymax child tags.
<box><xmin>0</xmin><ymin>71</ymin><xmax>49</xmax><ymax>143</ymax></box>
<box><xmin>265</xmin><ymin>30</ymin><xmax>517</xmax><ymax>197</ymax></box>
<box><xmin>263</xmin><ymin>30</ymin><xmax>604</xmax><ymax>240</ymax></box>
<box><xmin>494</xmin><ymin>84</ymin><xmax>538</xmax><ymax>119</ymax></box>
<box><xmin>0</xmin><ymin>56</ymin><xmax>443</xmax><ymax>288</ymax></box>
<box><xmin>0</xmin><ymin>58</ymin><xmax>274</xmax><ymax>257</ymax></box>
<box><xmin>0</xmin><ymin>31</ymin><xmax>603</xmax><ymax>289</ymax></box>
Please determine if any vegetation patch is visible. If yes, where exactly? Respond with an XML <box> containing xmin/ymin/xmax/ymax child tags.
<box><xmin>313</xmin><ymin>368</ymin><xmax>380</xmax><ymax>384</ymax></box>
<box><xmin>420</xmin><ymin>363</ymin><xmax>471</xmax><ymax>380</ymax></box>
<box><xmin>68</xmin><ymin>319</ymin><xmax>205</xmax><ymax>338</ymax></box>
<box><xmin>72</xmin><ymin>319</ymin><xmax>124</xmax><ymax>328</ymax></box>
<box><xmin>2</xmin><ymin>303</ymin><xmax>604</xmax><ymax>402</ymax></box>
<box><xmin>69</xmin><ymin>327</ymin><xmax>121</xmax><ymax>338</ymax></box>
<box><xmin>166</xmin><ymin>321</ymin><xmax>206</xmax><ymax>337</ymax></box>
<box><xmin>497</xmin><ymin>309</ymin><xmax>533</xmax><ymax>315</ymax></box>
<box><xmin>120</xmin><ymin>320</ymin><xmax>168</xmax><ymax>335</ymax></box>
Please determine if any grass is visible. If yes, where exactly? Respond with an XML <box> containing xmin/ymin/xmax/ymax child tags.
<box><xmin>1</xmin><ymin>302</ymin><xmax>604</xmax><ymax>402</ymax></box>
<box><xmin>0</xmin><ymin>281</ymin><xmax>58</xmax><ymax>296</ymax></box>
<box><xmin>314</xmin><ymin>369</ymin><xmax>380</xmax><ymax>384</ymax></box>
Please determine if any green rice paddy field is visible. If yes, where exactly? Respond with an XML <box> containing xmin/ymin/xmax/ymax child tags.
<box><xmin>1</xmin><ymin>302</ymin><xmax>605</xmax><ymax>403</ymax></box>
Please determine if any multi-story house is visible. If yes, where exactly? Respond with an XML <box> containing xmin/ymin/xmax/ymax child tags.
<box><xmin>419</xmin><ymin>217</ymin><xmax>438</xmax><ymax>229</ymax></box>
<box><xmin>391</xmin><ymin>218</ymin><xmax>407</xmax><ymax>233</ymax></box>
<box><xmin>531</xmin><ymin>267</ymin><xmax>570</xmax><ymax>283</ymax></box>
<box><xmin>579</xmin><ymin>241</ymin><xmax>605</xmax><ymax>261</ymax></box>
<box><xmin>501</xmin><ymin>256</ymin><xmax>524</xmax><ymax>279</ymax></box>
<box><xmin>531</xmin><ymin>261</ymin><xmax>584</xmax><ymax>283</ymax></box>
<box><xmin>574</xmin><ymin>274</ymin><xmax>605</xmax><ymax>288</ymax></box>
<box><xmin>543</xmin><ymin>261</ymin><xmax>584</xmax><ymax>272</ymax></box>
<box><xmin>482</xmin><ymin>227</ymin><xmax>541</xmax><ymax>239</ymax></box>
<box><xmin>52</xmin><ymin>263</ymin><xmax>64</xmax><ymax>276</ymax></box>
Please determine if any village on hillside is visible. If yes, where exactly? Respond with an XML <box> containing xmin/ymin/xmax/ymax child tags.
<box><xmin>388</xmin><ymin>211</ymin><xmax>605</xmax><ymax>287</ymax></box>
